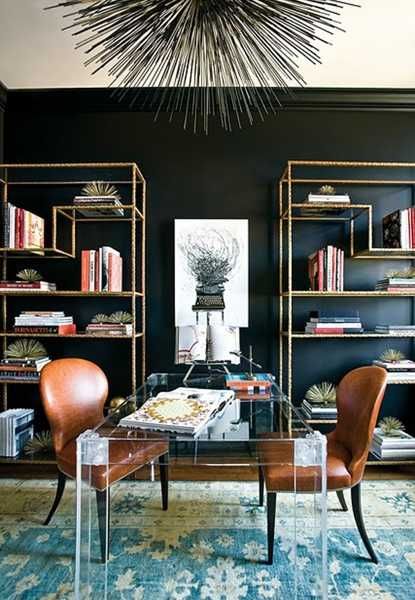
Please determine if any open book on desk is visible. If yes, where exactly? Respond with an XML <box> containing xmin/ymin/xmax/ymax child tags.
<box><xmin>118</xmin><ymin>387</ymin><xmax>235</xmax><ymax>436</ymax></box>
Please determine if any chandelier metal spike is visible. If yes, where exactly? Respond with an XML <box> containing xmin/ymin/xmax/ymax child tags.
<box><xmin>47</xmin><ymin>0</ymin><xmax>359</xmax><ymax>133</ymax></box>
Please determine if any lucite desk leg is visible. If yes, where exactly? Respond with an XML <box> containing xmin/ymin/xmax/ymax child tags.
<box><xmin>75</xmin><ymin>431</ymin><xmax>109</xmax><ymax>600</ymax></box>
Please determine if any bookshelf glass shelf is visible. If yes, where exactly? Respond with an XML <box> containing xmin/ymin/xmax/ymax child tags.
<box><xmin>283</xmin><ymin>291</ymin><xmax>415</xmax><ymax>297</ymax></box>
<box><xmin>0</xmin><ymin>290</ymin><xmax>143</xmax><ymax>297</ymax></box>
<box><xmin>0</xmin><ymin>332</ymin><xmax>143</xmax><ymax>339</ymax></box>
<box><xmin>0</xmin><ymin>247</ymin><xmax>73</xmax><ymax>258</ymax></box>
<box><xmin>54</xmin><ymin>204</ymin><xmax>144</xmax><ymax>222</ymax></box>
<box><xmin>285</xmin><ymin>331</ymin><xmax>415</xmax><ymax>338</ymax></box>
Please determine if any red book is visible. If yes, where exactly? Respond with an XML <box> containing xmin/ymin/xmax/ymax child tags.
<box><xmin>14</xmin><ymin>324</ymin><xmax>77</xmax><ymax>335</ymax></box>
<box><xmin>317</xmin><ymin>249</ymin><xmax>324</xmax><ymax>291</ymax></box>
<box><xmin>332</xmin><ymin>246</ymin><xmax>337</xmax><ymax>291</ymax></box>
<box><xmin>81</xmin><ymin>250</ymin><xmax>89</xmax><ymax>291</ymax></box>
<box><xmin>384</xmin><ymin>287</ymin><xmax>415</xmax><ymax>292</ymax></box>
<box><xmin>412</xmin><ymin>208</ymin><xmax>415</xmax><ymax>248</ymax></box>
<box><xmin>307</xmin><ymin>251</ymin><xmax>318</xmax><ymax>291</ymax></box>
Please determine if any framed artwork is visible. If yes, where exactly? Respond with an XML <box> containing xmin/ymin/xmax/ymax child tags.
<box><xmin>175</xmin><ymin>219</ymin><xmax>248</xmax><ymax>327</ymax></box>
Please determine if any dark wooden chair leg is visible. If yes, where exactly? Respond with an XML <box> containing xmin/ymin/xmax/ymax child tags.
<box><xmin>267</xmin><ymin>492</ymin><xmax>277</xmax><ymax>565</ymax></box>
<box><xmin>258</xmin><ymin>466</ymin><xmax>264</xmax><ymax>507</ymax></box>
<box><xmin>336</xmin><ymin>490</ymin><xmax>348</xmax><ymax>512</ymax></box>
<box><xmin>44</xmin><ymin>471</ymin><xmax>67</xmax><ymax>526</ymax></box>
<box><xmin>351</xmin><ymin>482</ymin><xmax>378</xmax><ymax>564</ymax></box>
<box><xmin>159</xmin><ymin>453</ymin><xmax>169</xmax><ymax>511</ymax></box>
<box><xmin>96</xmin><ymin>489</ymin><xmax>110</xmax><ymax>563</ymax></box>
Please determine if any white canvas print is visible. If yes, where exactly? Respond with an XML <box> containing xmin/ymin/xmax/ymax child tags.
<box><xmin>175</xmin><ymin>219</ymin><xmax>248</xmax><ymax>327</ymax></box>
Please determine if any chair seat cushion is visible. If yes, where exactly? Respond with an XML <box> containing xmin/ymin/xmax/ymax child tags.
<box><xmin>258</xmin><ymin>434</ymin><xmax>352</xmax><ymax>492</ymax></box>
<box><xmin>57</xmin><ymin>436</ymin><xmax>168</xmax><ymax>491</ymax></box>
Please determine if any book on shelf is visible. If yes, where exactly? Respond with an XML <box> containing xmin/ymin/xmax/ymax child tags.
<box><xmin>14</xmin><ymin>324</ymin><xmax>76</xmax><ymax>335</ymax></box>
<box><xmin>308</xmin><ymin>245</ymin><xmax>344</xmax><ymax>292</ymax></box>
<box><xmin>73</xmin><ymin>195</ymin><xmax>124</xmax><ymax>217</ymax></box>
<box><xmin>2</xmin><ymin>202</ymin><xmax>44</xmax><ymax>250</ymax></box>
<box><xmin>300</xmin><ymin>399</ymin><xmax>337</xmax><ymax>420</ymax></box>
<box><xmin>374</xmin><ymin>325</ymin><xmax>415</xmax><ymax>335</ymax></box>
<box><xmin>0</xmin><ymin>355</ymin><xmax>51</xmax><ymax>379</ymax></box>
<box><xmin>371</xmin><ymin>427</ymin><xmax>415</xmax><ymax>459</ymax></box>
<box><xmin>306</xmin><ymin>193</ymin><xmax>350</xmax><ymax>204</ymax></box>
<box><xmin>14</xmin><ymin>311</ymin><xmax>74</xmax><ymax>327</ymax></box>
<box><xmin>119</xmin><ymin>387</ymin><xmax>235</xmax><ymax>436</ymax></box>
<box><xmin>383</xmin><ymin>208</ymin><xmax>415</xmax><ymax>250</ymax></box>
<box><xmin>0</xmin><ymin>408</ymin><xmax>34</xmax><ymax>457</ymax></box>
<box><xmin>81</xmin><ymin>247</ymin><xmax>123</xmax><ymax>292</ymax></box>
<box><xmin>376</xmin><ymin>277</ymin><xmax>415</xmax><ymax>292</ymax></box>
<box><xmin>0</xmin><ymin>280</ymin><xmax>56</xmax><ymax>291</ymax></box>
<box><xmin>85</xmin><ymin>323</ymin><xmax>132</xmax><ymax>336</ymax></box>
<box><xmin>373</xmin><ymin>359</ymin><xmax>415</xmax><ymax>371</ymax></box>
<box><xmin>305</xmin><ymin>310</ymin><xmax>363</xmax><ymax>335</ymax></box>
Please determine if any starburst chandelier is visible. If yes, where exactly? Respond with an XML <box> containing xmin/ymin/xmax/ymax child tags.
<box><xmin>48</xmin><ymin>1</ymin><xmax>358</xmax><ymax>132</ymax></box>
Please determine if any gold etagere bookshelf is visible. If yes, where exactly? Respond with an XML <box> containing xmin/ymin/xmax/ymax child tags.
<box><xmin>0</xmin><ymin>163</ymin><xmax>146</xmax><ymax>423</ymax></box>
<box><xmin>279</xmin><ymin>160</ymin><xmax>415</xmax><ymax>467</ymax></box>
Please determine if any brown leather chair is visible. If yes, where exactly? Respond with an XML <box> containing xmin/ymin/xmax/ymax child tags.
<box><xmin>259</xmin><ymin>365</ymin><xmax>387</xmax><ymax>565</ymax></box>
<box><xmin>39</xmin><ymin>358</ymin><xmax>169</xmax><ymax>562</ymax></box>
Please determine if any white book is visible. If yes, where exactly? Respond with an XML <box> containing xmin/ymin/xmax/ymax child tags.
<box><xmin>373</xmin><ymin>359</ymin><xmax>415</xmax><ymax>370</ymax></box>
<box><xmin>307</xmin><ymin>194</ymin><xmax>350</xmax><ymax>203</ymax></box>
<box><xmin>400</xmin><ymin>208</ymin><xmax>410</xmax><ymax>249</ymax></box>
<box><xmin>326</xmin><ymin>246</ymin><xmax>332</xmax><ymax>292</ymax></box>
<box><xmin>306</xmin><ymin>321</ymin><xmax>362</xmax><ymax>329</ymax></box>
<box><xmin>119</xmin><ymin>387</ymin><xmax>235</xmax><ymax>436</ymax></box>
<box><xmin>102</xmin><ymin>246</ymin><xmax>120</xmax><ymax>292</ymax></box>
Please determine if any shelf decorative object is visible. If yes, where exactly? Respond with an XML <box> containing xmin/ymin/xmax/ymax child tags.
<box><xmin>24</xmin><ymin>430</ymin><xmax>53</xmax><ymax>455</ymax></box>
<box><xmin>379</xmin><ymin>349</ymin><xmax>405</xmax><ymax>363</ymax></box>
<box><xmin>379</xmin><ymin>416</ymin><xmax>405</xmax><ymax>436</ymax></box>
<box><xmin>278</xmin><ymin>160</ymin><xmax>415</xmax><ymax>465</ymax></box>
<box><xmin>0</xmin><ymin>163</ymin><xmax>146</xmax><ymax>430</ymax></box>
<box><xmin>17</xmin><ymin>269</ymin><xmax>42</xmax><ymax>282</ymax></box>
<box><xmin>305</xmin><ymin>382</ymin><xmax>336</xmax><ymax>405</ymax></box>
<box><xmin>5</xmin><ymin>338</ymin><xmax>47</xmax><ymax>360</ymax></box>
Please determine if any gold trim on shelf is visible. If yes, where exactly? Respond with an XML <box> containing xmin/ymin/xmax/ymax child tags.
<box><xmin>0</xmin><ymin>162</ymin><xmax>146</xmax><ymax>413</ymax></box>
<box><xmin>282</xmin><ymin>291</ymin><xmax>415</xmax><ymax>297</ymax></box>
<box><xmin>284</xmin><ymin>332</ymin><xmax>415</xmax><ymax>338</ymax></box>
<box><xmin>279</xmin><ymin>161</ymin><xmax>415</xmax><ymax>467</ymax></box>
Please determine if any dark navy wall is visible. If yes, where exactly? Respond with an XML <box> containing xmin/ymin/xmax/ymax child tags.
<box><xmin>4</xmin><ymin>89</ymin><xmax>415</xmax><ymax>431</ymax></box>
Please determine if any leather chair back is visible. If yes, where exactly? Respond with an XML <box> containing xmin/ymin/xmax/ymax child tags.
<box><xmin>330</xmin><ymin>365</ymin><xmax>387</xmax><ymax>485</ymax></box>
<box><xmin>39</xmin><ymin>358</ymin><xmax>108</xmax><ymax>454</ymax></box>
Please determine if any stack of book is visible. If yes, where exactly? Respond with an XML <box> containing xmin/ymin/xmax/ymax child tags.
<box><xmin>373</xmin><ymin>357</ymin><xmax>415</xmax><ymax>382</ymax></box>
<box><xmin>0</xmin><ymin>279</ymin><xmax>56</xmax><ymax>292</ymax></box>
<box><xmin>81</xmin><ymin>247</ymin><xmax>123</xmax><ymax>292</ymax></box>
<box><xmin>301</xmin><ymin>399</ymin><xmax>337</xmax><ymax>421</ymax></box>
<box><xmin>307</xmin><ymin>192</ymin><xmax>350</xmax><ymax>204</ymax></box>
<box><xmin>74</xmin><ymin>195</ymin><xmax>124</xmax><ymax>217</ymax></box>
<box><xmin>305</xmin><ymin>310</ymin><xmax>363</xmax><ymax>335</ymax></box>
<box><xmin>308</xmin><ymin>245</ymin><xmax>344</xmax><ymax>291</ymax></box>
<box><xmin>375</xmin><ymin>276</ymin><xmax>415</xmax><ymax>292</ymax></box>
<box><xmin>371</xmin><ymin>427</ymin><xmax>415</xmax><ymax>460</ymax></box>
<box><xmin>85</xmin><ymin>321</ymin><xmax>132</xmax><ymax>336</ymax></box>
<box><xmin>375</xmin><ymin>324</ymin><xmax>415</xmax><ymax>336</ymax></box>
<box><xmin>14</xmin><ymin>311</ymin><xmax>76</xmax><ymax>335</ymax></box>
<box><xmin>383</xmin><ymin>208</ymin><xmax>415</xmax><ymax>250</ymax></box>
<box><xmin>2</xmin><ymin>203</ymin><xmax>44</xmax><ymax>249</ymax></box>
<box><xmin>0</xmin><ymin>408</ymin><xmax>34</xmax><ymax>457</ymax></box>
<box><xmin>0</xmin><ymin>355</ymin><xmax>51</xmax><ymax>382</ymax></box>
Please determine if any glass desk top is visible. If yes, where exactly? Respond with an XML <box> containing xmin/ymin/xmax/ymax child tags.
<box><xmin>86</xmin><ymin>372</ymin><xmax>318</xmax><ymax>467</ymax></box>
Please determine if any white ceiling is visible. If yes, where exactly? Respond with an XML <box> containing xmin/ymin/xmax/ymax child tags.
<box><xmin>0</xmin><ymin>0</ymin><xmax>414</xmax><ymax>89</ymax></box>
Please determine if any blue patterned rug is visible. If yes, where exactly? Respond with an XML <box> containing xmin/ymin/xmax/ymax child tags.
<box><xmin>0</xmin><ymin>479</ymin><xmax>414</xmax><ymax>599</ymax></box>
